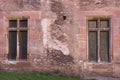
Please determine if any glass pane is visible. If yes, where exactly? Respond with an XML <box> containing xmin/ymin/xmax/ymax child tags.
<box><xmin>88</xmin><ymin>20</ymin><xmax>97</xmax><ymax>28</ymax></box>
<box><xmin>100</xmin><ymin>31</ymin><xmax>109</xmax><ymax>62</ymax></box>
<box><xmin>19</xmin><ymin>31</ymin><xmax>28</xmax><ymax>60</ymax></box>
<box><xmin>9</xmin><ymin>20</ymin><xmax>17</xmax><ymax>28</ymax></box>
<box><xmin>9</xmin><ymin>31</ymin><xmax>17</xmax><ymax>60</ymax></box>
<box><xmin>89</xmin><ymin>31</ymin><xmax>98</xmax><ymax>62</ymax></box>
<box><xmin>20</xmin><ymin>20</ymin><xmax>28</xmax><ymax>27</ymax></box>
<box><xmin>100</xmin><ymin>20</ymin><xmax>109</xmax><ymax>28</ymax></box>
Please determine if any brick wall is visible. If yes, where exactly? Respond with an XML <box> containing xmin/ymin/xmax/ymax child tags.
<box><xmin>0</xmin><ymin>0</ymin><xmax>119</xmax><ymax>77</ymax></box>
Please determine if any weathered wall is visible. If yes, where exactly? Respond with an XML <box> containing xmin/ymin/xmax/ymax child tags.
<box><xmin>0</xmin><ymin>0</ymin><xmax>41</xmax><ymax>11</ymax></box>
<box><xmin>0</xmin><ymin>0</ymin><xmax>120</xmax><ymax>78</ymax></box>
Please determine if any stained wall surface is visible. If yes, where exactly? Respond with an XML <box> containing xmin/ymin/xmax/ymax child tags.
<box><xmin>0</xmin><ymin>0</ymin><xmax>120</xmax><ymax>77</ymax></box>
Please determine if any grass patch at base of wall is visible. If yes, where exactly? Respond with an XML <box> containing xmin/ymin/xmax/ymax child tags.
<box><xmin>0</xmin><ymin>71</ymin><xmax>92</xmax><ymax>80</ymax></box>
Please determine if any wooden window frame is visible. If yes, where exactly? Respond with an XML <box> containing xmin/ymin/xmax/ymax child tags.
<box><xmin>8</xmin><ymin>18</ymin><xmax>28</xmax><ymax>61</ymax></box>
<box><xmin>88</xmin><ymin>17</ymin><xmax>111</xmax><ymax>63</ymax></box>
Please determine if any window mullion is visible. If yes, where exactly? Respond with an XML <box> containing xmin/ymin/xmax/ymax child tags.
<box><xmin>98</xmin><ymin>19</ymin><xmax>101</xmax><ymax>62</ymax></box>
<box><xmin>16</xmin><ymin>19</ymin><xmax>20</xmax><ymax>60</ymax></box>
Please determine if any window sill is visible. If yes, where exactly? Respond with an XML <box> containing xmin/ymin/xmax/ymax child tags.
<box><xmin>88</xmin><ymin>61</ymin><xmax>112</xmax><ymax>64</ymax></box>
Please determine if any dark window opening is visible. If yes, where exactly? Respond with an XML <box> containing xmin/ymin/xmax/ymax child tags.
<box><xmin>100</xmin><ymin>20</ymin><xmax>109</xmax><ymax>28</ymax></box>
<box><xmin>20</xmin><ymin>20</ymin><xmax>28</xmax><ymax>27</ymax></box>
<box><xmin>89</xmin><ymin>31</ymin><xmax>98</xmax><ymax>62</ymax></box>
<box><xmin>88</xmin><ymin>20</ymin><xmax>97</xmax><ymax>28</ymax></box>
<box><xmin>8</xmin><ymin>19</ymin><xmax>28</xmax><ymax>60</ymax></box>
<box><xmin>88</xmin><ymin>18</ymin><xmax>110</xmax><ymax>62</ymax></box>
<box><xmin>100</xmin><ymin>31</ymin><xmax>110</xmax><ymax>62</ymax></box>
<box><xmin>19</xmin><ymin>31</ymin><xmax>28</xmax><ymax>60</ymax></box>
<box><xmin>9</xmin><ymin>31</ymin><xmax>17</xmax><ymax>60</ymax></box>
<box><xmin>9</xmin><ymin>20</ymin><xmax>17</xmax><ymax>28</ymax></box>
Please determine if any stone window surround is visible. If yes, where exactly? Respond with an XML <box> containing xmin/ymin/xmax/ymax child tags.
<box><xmin>6</xmin><ymin>17</ymin><xmax>29</xmax><ymax>61</ymax></box>
<box><xmin>87</xmin><ymin>16</ymin><xmax>112</xmax><ymax>63</ymax></box>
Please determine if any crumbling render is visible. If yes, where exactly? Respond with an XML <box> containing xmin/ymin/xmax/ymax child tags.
<box><xmin>51</xmin><ymin>0</ymin><xmax>67</xmax><ymax>25</ymax></box>
<box><xmin>47</xmin><ymin>49</ymin><xmax>74</xmax><ymax>65</ymax></box>
<box><xmin>41</xmin><ymin>18</ymin><xmax>70</xmax><ymax>55</ymax></box>
<box><xmin>41</xmin><ymin>0</ymin><xmax>70</xmax><ymax>55</ymax></box>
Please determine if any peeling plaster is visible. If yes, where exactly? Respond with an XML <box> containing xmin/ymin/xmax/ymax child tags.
<box><xmin>41</xmin><ymin>18</ymin><xmax>70</xmax><ymax>55</ymax></box>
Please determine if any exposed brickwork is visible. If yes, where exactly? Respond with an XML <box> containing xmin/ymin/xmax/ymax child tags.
<box><xmin>47</xmin><ymin>49</ymin><xmax>74</xmax><ymax>65</ymax></box>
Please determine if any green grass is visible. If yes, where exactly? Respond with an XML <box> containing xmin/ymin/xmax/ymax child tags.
<box><xmin>0</xmin><ymin>71</ymin><xmax>91</xmax><ymax>80</ymax></box>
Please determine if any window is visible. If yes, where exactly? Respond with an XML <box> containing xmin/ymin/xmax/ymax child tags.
<box><xmin>8</xmin><ymin>19</ymin><xmax>28</xmax><ymax>60</ymax></box>
<box><xmin>88</xmin><ymin>18</ymin><xmax>110</xmax><ymax>62</ymax></box>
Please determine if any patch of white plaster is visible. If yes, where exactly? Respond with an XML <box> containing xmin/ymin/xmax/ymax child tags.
<box><xmin>41</xmin><ymin>18</ymin><xmax>70</xmax><ymax>55</ymax></box>
<box><xmin>41</xmin><ymin>19</ymin><xmax>51</xmax><ymax>47</ymax></box>
<box><xmin>52</xmin><ymin>39</ymin><xmax>69</xmax><ymax>55</ymax></box>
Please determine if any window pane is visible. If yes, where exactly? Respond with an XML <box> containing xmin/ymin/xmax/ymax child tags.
<box><xmin>89</xmin><ymin>31</ymin><xmax>98</xmax><ymax>62</ymax></box>
<box><xmin>19</xmin><ymin>31</ymin><xmax>28</xmax><ymax>60</ymax></box>
<box><xmin>9</xmin><ymin>20</ymin><xmax>17</xmax><ymax>28</ymax></box>
<box><xmin>100</xmin><ymin>31</ymin><xmax>110</xmax><ymax>62</ymax></box>
<box><xmin>88</xmin><ymin>20</ymin><xmax>97</xmax><ymax>28</ymax></box>
<box><xmin>100</xmin><ymin>20</ymin><xmax>109</xmax><ymax>28</ymax></box>
<box><xmin>9</xmin><ymin>31</ymin><xmax>17</xmax><ymax>60</ymax></box>
<box><xmin>20</xmin><ymin>20</ymin><xmax>28</xmax><ymax>27</ymax></box>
